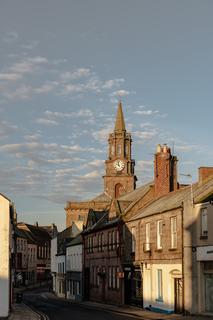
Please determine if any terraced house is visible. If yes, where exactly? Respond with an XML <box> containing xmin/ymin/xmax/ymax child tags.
<box><xmin>65</xmin><ymin>102</ymin><xmax>213</xmax><ymax>316</ymax></box>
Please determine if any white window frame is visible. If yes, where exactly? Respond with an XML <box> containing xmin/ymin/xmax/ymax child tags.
<box><xmin>157</xmin><ymin>220</ymin><xmax>163</xmax><ymax>249</ymax></box>
<box><xmin>145</xmin><ymin>222</ymin><xmax>150</xmax><ymax>244</ymax></box>
<box><xmin>171</xmin><ymin>217</ymin><xmax>177</xmax><ymax>248</ymax></box>
<box><xmin>201</xmin><ymin>208</ymin><xmax>208</xmax><ymax>237</ymax></box>
<box><xmin>157</xmin><ymin>269</ymin><xmax>163</xmax><ymax>301</ymax></box>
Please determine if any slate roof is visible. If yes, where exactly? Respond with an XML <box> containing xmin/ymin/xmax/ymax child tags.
<box><xmin>118</xmin><ymin>182</ymin><xmax>153</xmax><ymax>202</ymax></box>
<box><xmin>90</xmin><ymin>192</ymin><xmax>112</xmax><ymax>202</ymax></box>
<box><xmin>66</xmin><ymin>233</ymin><xmax>83</xmax><ymax>247</ymax></box>
<box><xmin>17</xmin><ymin>223</ymin><xmax>51</xmax><ymax>244</ymax></box>
<box><xmin>117</xmin><ymin>181</ymin><xmax>153</xmax><ymax>214</ymax></box>
<box><xmin>130</xmin><ymin>176</ymin><xmax>213</xmax><ymax>221</ymax></box>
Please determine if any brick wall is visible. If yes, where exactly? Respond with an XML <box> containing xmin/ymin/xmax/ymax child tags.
<box><xmin>154</xmin><ymin>144</ymin><xmax>178</xmax><ymax>198</ymax></box>
<box><xmin>127</xmin><ymin>208</ymin><xmax>182</xmax><ymax>264</ymax></box>
<box><xmin>199</xmin><ymin>167</ymin><xmax>213</xmax><ymax>183</ymax></box>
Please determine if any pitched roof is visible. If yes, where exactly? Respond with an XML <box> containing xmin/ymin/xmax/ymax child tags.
<box><xmin>119</xmin><ymin>181</ymin><xmax>153</xmax><ymax>202</ymax></box>
<box><xmin>90</xmin><ymin>192</ymin><xmax>112</xmax><ymax>202</ymax></box>
<box><xmin>66</xmin><ymin>233</ymin><xmax>83</xmax><ymax>247</ymax></box>
<box><xmin>130</xmin><ymin>177</ymin><xmax>213</xmax><ymax>221</ymax></box>
<box><xmin>117</xmin><ymin>181</ymin><xmax>153</xmax><ymax>214</ymax></box>
<box><xmin>17</xmin><ymin>223</ymin><xmax>51</xmax><ymax>244</ymax></box>
<box><xmin>114</xmin><ymin>101</ymin><xmax>126</xmax><ymax>131</ymax></box>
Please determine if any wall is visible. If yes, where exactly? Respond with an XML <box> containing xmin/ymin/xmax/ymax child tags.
<box><xmin>66</xmin><ymin>244</ymin><xmax>82</xmax><ymax>272</ymax></box>
<box><xmin>0</xmin><ymin>195</ymin><xmax>10</xmax><ymax>318</ymax></box>
<box><xmin>143</xmin><ymin>263</ymin><xmax>182</xmax><ymax>312</ymax></box>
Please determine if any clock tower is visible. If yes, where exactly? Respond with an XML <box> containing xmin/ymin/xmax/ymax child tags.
<box><xmin>103</xmin><ymin>102</ymin><xmax>137</xmax><ymax>199</ymax></box>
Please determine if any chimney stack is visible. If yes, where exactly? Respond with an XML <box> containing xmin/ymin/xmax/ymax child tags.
<box><xmin>199</xmin><ymin>167</ymin><xmax>213</xmax><ymax>183</ymax></box>
<box><xmin>154</xmin><ymin>144</ymin><xmax>178</xmax><ymax>198</ymax></box>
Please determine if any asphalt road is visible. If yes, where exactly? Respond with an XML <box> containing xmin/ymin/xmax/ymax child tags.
<box><xmin>23</xmin><ymin>289</ymin><xmax>139</xmax><ymax>320</ymax></box>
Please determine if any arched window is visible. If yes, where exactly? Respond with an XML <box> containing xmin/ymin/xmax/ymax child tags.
<box><xmin>111</xmin><ymin>144</ymin><xmax>114</xmax><ymax>156</ymax></box>
<box><xmin>125</xmin><ymin>143</ymin><xmax>128</xmax><ymax>156</ymax></box>
<box><xmin>115</xmin><ymin>183</ymin><xmax>124</xmax><ymax>198</ymax></box>
<box><xmin>117</xmin><ymin>144</ymin><xmax>121</xmax><ymax>156</ymax></box>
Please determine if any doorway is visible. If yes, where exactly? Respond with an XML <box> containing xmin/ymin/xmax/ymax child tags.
<box><xmin>174</xmin><ymin>278</ymin><xmax>183</xmax><ymax>313</ymax></box>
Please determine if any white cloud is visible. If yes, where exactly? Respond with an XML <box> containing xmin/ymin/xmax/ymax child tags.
<box><xmin>60</xmin><ymin>68</ymin><xmax>91</xmax><ymax>81</ymax></box>
<box><xmin>36</xmin><ymin>118</ymin><xmax>59</xmax><ymax>126</ymax></box>
<box><xmin>21</xmin><ymin>40</ymin><xmax>39</xmax><ymax>50</ymax></box>
<box><xmin>134</xmin><ymin>128</ymin><xmax>158</xmax><ymax>141</ymax></box>
<box><xmin>134</xmin><ymin>109</ymin><xmax>159</xmax><ymax>115</ymax></box>
<box><xmin>92</xmin><ymin>124</ymin><xmax>113</xmax><ymax>142</ymax></box>
<box><xmin>3</xmin><ymin>84</ymin><xmax>33</xmax><ymax>100</ymax></box>
<box><xmin>0</xmin><ymin>120</ymin><xmax>18</xmax><ymax>139</ymax></box>
<box><xmin>3</xmin><ymin>31</ymin><xmax>19</xmax><ymax>43</ymax></box>
<box><xmin>34</xmin><ymin>81</ymin><xmax>59</xmax><ymax>94</ymax></box>
<box><xmin>84</xmin><ymin>170</ymin><xmax>100</xmax><ymax>178</ymax></box>
<box><xmin>102</xmin><ymin>78</ymin><xmax>124</xmax><ymax>89</ymax></box>
<box><xmin>136</xmin><ymin>160</ymin><xmax>153</xmax><ymax>173</ymax></box>
<box><xmin>111</xmin><ymin>89</ymin><xmax>130</xmax><ymax>97</ymax></box>
<box><xmin>9</xmin><ymin>56</ymin><xmax>48</xmax><ymax>74</ymax></box>
<box><xmin>0</xmin><ymin>73</ymin><xmax>22</xmax><ymax>81</ymax></box>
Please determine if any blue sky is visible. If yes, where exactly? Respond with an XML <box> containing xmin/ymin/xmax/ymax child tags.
<box><xmin>0</xmin><ymin>1</ymin><xmax>213</xmax><ymax>230</ymax></box>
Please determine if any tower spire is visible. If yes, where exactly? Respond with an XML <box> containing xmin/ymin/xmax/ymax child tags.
<box><xmin>114</xmin><ymin>101</ymin><xmax>126</xmax><ymax>132</ymax></box>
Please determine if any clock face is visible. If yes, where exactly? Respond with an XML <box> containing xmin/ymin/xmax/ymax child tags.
<box><xmin>113</xmin><ymin>159</ymin><xmax>125</xmax><ymax>172</ymax></box>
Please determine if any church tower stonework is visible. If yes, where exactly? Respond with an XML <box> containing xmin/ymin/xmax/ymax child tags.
<box><xmin>103</xmin><ymin>102</ymin><xmax>137</xmax><ymax>199</ymax></box>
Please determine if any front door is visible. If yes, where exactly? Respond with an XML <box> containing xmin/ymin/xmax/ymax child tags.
<box><xmin>84</xmin><ymin>268</ymin><xmax>90</xmax><ymax>300</ymax></box>
<box><xmin>124</xmin><ymin>271</ymin><xmax>131</xmax><ymax>304</ymax></box>
<box><xmin>174</xmin><ymin>278</ymin><xmax>183</xmax><ymax>313</ymax></box>
<box><xmin>205</xmin><ymin>273</ymin><xmax>213</xmax><ymax>312</ymax></box>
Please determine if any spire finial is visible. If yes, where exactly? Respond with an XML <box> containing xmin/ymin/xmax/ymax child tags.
<box><xmin>114</xmin><ymin>101</ymin><xmax>126</xmax><ymax>131</ymax></box>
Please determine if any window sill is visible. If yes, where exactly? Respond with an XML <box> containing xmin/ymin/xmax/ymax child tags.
<box><xmin>155</xmin><ymin>249</ymin><xmax>163</xmax><ymax>252</ymax></box>
<box><xmin>169</xmin><ymin>247</ymin><xmax>177</xmax><ymax>251</ymax></box>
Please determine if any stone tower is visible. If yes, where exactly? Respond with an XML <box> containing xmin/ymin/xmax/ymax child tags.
<box><xmin>103</xmin><ymin>102</ymin><xmax>137</xmax><ymax>199</ymax></box>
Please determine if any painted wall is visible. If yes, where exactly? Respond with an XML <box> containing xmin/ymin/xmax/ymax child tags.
<box><xmin>66</xmin><ymin>244</ymin><xmax>82</xmax><ymax>272</ymax></box>
<box><xmin>0</xmin><ymin>195</ymin><xmax>10</xmax><ymax>318</ymax></box>
<box><xmin>143</xmin><ymin>263</ymin><xmax>182</xmax><ymax>313</ymax></box>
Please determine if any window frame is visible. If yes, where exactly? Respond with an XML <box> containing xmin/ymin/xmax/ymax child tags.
<box><xmin>157</xmin><ymin>220</ymin><xmax>163</xmax><ymax>249</ymax></box>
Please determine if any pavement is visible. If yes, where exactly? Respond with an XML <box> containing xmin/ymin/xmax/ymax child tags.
<box><xmin>8</xmin><ymin>303</ymin><xmax>41</xmax><ymax>320</ymax></box>
<box><xmin>9</xmin><ymin>290</ymin><xmax>213</xmax><ymax>320</ymax></box>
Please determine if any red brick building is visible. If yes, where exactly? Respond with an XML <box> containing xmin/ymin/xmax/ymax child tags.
<box><xmin>82</xmin><ymin>102</ymin><xmax>137</xmax><ymax>305</ymax></box>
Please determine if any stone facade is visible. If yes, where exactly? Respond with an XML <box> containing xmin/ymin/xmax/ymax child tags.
<box><xmin>66</xmin><ymin>102</ymin><xmax>136</xmax><ymax>227</ymax></box>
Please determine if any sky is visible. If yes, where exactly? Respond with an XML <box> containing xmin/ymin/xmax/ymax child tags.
<box><xmin>0</xmin><ymin>0</ymin><xmax>213</xmax><ymax>230</ymax></box>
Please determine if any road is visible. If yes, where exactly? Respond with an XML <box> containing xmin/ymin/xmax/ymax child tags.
<box><xmin>23</xmin><ymin>289</ymin><xmax>140</xmax><ymax>320</ymax></box>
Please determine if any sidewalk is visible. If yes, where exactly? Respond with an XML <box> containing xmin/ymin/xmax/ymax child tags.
<box><xmin>42</xmin><ymin>292</ymin><xmax>213</xmax><ymax>320</ymax></box>
<box><xmin>9</xmin><ymin>303</ymin><xmax>41</xmax><ymax>320</ymax></box>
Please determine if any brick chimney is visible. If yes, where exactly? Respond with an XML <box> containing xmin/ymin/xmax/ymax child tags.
<box><xmin>154</xmin><ymin>144</ymin><xmax>178</xmax><ymax>198</ymax></box>
<box><xmin>199</xmin><ymin>167</ymin><xmax>213</xmax><ymax>183</ymax></box>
